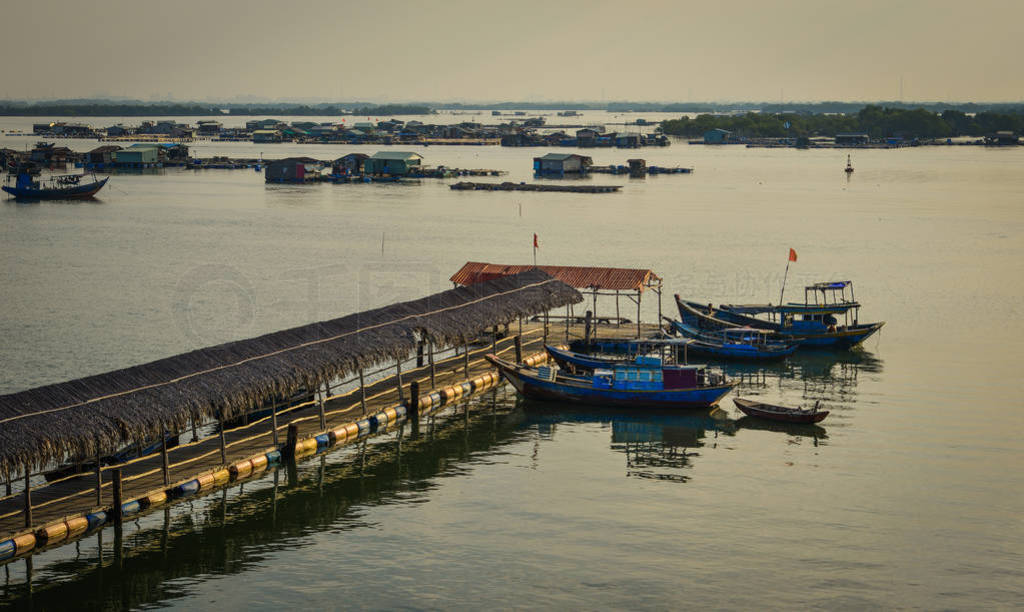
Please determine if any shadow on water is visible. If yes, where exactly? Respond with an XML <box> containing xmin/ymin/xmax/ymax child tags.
<box><xmin>0</xmin><ymin>390</ymin><xmax>532</xmax><ymax>610</ymax></box>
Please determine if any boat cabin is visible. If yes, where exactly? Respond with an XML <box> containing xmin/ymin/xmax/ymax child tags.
<box><xmin>592</xmin><ymin>363</ymin><xmax>706</xmax><ymax>391</ymax></box>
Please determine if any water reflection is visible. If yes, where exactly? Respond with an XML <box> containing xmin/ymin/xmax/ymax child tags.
<box><xmin>522</xmin><ymin>402</ymin><xmax>735</xmax><ymax>483</ymax></box>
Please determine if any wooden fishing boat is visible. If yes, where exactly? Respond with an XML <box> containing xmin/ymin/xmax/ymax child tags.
<box><xmin>487</xmin><ymin>354</ymin><xmax>735</xmax><ymax>409</ymax></box>
<box><xmin>3</xmin><ymin>171</ymin><xmax>108</xmax><ymax>200</ymax></box>
<box><xmin>668</xmin><ymin>319</ymin><xmax>799</xmax><ymax>361</ymax></box>
<box><xmin>545</xmin><ymin>344</ymin><xmax>678</xmax><ymax>372</ymax></box>
<box><xmin>732</xmin><ymin>397</ymin><xmax>829</xmax><ymax>423</ymax></box>
<box><xmin>676</xmin><ymin>282</ymin><xmax>884</xmax><ymax>349</ymax></box>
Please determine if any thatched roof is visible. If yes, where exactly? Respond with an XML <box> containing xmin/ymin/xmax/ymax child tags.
<box><xmin>0</xmin><ymin>269</ymin><xmax>581</xmax><ymax>473</ymax></box>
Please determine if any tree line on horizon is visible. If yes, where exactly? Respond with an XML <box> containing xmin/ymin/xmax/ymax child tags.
<box><xmin>0</xmin><ymin>102</ymin><xmax>432</xmax><ymax>117</ymax></box>
<box><xmin>659</xmin><ymin>106</ymin><xmax>1024</xmax><ymax>139</ymax></box>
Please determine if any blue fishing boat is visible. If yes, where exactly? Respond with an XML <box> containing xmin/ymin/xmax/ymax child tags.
<box><xmin>545</xmin><ymin>344</ymin><xmax>683</xmax><ymax>372</ymax></box>
<box><xmin>676</xmin><ymin>281</ymin><xmax>884</xmax><ymax>349</ymax></box>
<box><xmin>668</xmin><ymin>320</ymin><xmax>800</xmax><ymax>361</ymax></box>
<box><xmin>486</xmin><ymin>354</ymin><xmax>735</xmax><ymax>409</ymax></box>
<box><xmin>3</xmin><ymin>171</ymin><xmax>108</xmax><ymax>200</ymax></box>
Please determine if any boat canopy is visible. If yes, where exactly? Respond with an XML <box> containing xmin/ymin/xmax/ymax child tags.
<box><xmin>807</xmin><ymin>281</ymin><xmax>851</xmax><ymax>290</ymax></box>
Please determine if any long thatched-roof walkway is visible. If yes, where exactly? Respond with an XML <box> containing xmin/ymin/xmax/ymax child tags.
<box><xmin>0</xmin><ymin>269</ymin><xmax>581</xmax><ymax>476</ymax></box>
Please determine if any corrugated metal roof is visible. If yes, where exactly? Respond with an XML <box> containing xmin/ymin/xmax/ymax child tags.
<box><xmin>450</xmin><ymin>262</ymin><xmax>661</xmax><ymax>292</ymax></box>
<box><xmin>537</xmin><ymin>153</ymin><xmax>581</xmax><ymax>161</ymax></box>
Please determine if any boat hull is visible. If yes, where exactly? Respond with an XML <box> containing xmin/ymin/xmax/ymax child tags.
<box><xmin>2</xmin><ymin>177</ymin><xmax>108</xmax><ymax>200</ymax></box>
<box><xmin>679</xmin><ymin>298</ymin><xmax>884</xmax><ymax>349</ymax></box>
<box><xmin>732</xmin><ymin>398</ymin><xmax>828</xmax><ymax>423</ymax></box>
<box><xmin>491</xmin><ymin>356</ymin><xmax>734</xmax><ymax>409</ymax></box>
<box><xmin>669</xmin><ymin>321</ymin><xmax>799</xmax><ymax>361</ymax></box>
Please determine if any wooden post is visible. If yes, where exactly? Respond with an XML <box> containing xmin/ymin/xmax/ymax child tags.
<box><xmin>218</xmin><ymin>411</ymin><xmax>227</xmax><ymax>465</ymax></box>
<box><xmin>565</xmin><ymin>304</ymin><xmax>571</xmax><ymax>343</ymax></box>
<box><xmin>23</xmin><ymin>467</ymin><xmax>31</xmax><ymax>528</ymax></box>
<box><xmin>111</xmin><ymin>468</ymin><xmax>123</xmax><ymax>525</ymax></box>
<box><xmin>464</xmin><ymin>340</ymin><xmax>470</xmax><ymax>378</ymax></box>
<box><xmin>315</xmin><ymin>390</ymin><xmax>323</xmax><ymax>433</ymax></box>
<box><xmin>514</xmin><ymin>335</ymin><xmax>523</xmax><ymax>363</ymax></box>
<box><xmin>616</xmin><ymin>290</ymin><xmax>621</xmax><ymax>327</ymax></box>
<box><xmin>4</xmin><ymin>469</ymin><xmax>10</xmax><ymax>497</ymax></box>
<box><xmin>518</xmin><ymin>315</ymin><xmax>523</xmax><ymax>339</ymax></box>
<box><xmin>409</xmin><ymin>380</ymin><xmax>420</xmax><ymax>430</ymax></box>
<box><xmin>543</xmin><ymin>310</ymin><xmax>549</xmax><ymax>344</ymax></box>
<box><xmin>636</xmin><ymin>290</ymin><xmax>642</xmax><ymax>338</ymax></box>
<box><xmin>584</xmin><ymin>310</ymin><xmax>593</xmax><ymax>347</ymax></box>
<box><xmin>359</xmin><ymin>368</ymin><xmax>367</xmax><ymax>414</ymax></box>
<box><xmin>492</xmin><ymin>325</ymin><xmax>498</xmax><ymax>354</ymax></box>
<box><xmin>657</xmin><ymin>287</ymin><xmax>663</xmax><ymax>332</ymax></box>
<box><xmin>190</xmin><ymin>415</ymin><xmax>198</xmax><ymax>443</ymax></box>
<box><xmin>428</xmin><ymin>341</ymin><xmax>436</xmax><ymax>389</ymax></box>
<box><xmin>396</xmin><ymin>359</ymin><xmax>405</xmax><ymax>404</ymax></box>
<box><xmin>95</xmin><ymin>440</ymin><xmax>102</xmax><ymax>505</ymax></box>
<box><xmin>286</xmin><ymin>423</ymin><xmax>299</xmax><ymax>458</ymax></box>
<box><xmin>271</xmin><ymin>400</ymin><xmax>279</xmax><ymax>447</ymax></box>
<box><xmin>417</xmin><ymin>341</ymin><xmax>425</xmax><ymax>367</ymax></box>
<box><xmin>161</xmin><ymin>424</ymin><xmax>170</xmax><ymax>486</ymax></box>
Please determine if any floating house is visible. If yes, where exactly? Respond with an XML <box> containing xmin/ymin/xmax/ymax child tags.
<box><xmin>703</xmin><ymin>128</ymin><xmax>732</xmax><ymax>144</ymax></box>
<box><xmin>253</xmin><ymin>130</ymin><xmax>283</xmax><ymax>143</ymax></box>
<box><xmin>364</xmin><ymin>151</ymin><xmax>423</xmax><ymax>175</ymax></box>
<box><xmin>986</xmin><ymin>131</ymin><xmax>1020</xmax><ymax>145</ymax></box>
<box><xmin>265</xmin><ymin>157</ymin><xmax>323</xmax><ymax>183</ymax></box>
<box><xmin>196</xmin><ymin>120</ymin><xmax>222</xmax><ymax>135</ymax></box>
<box><xmin>533</xmin><ymin>153</ymin><xmax>593</xmax><ymax>176</ymax></box>
<box><xmin>576</xmin><ymin>128</ymin><xmax>602</xmax><ymax>147</ymax></box>
<box><xmin>114</xmin><ymin>145</ymin><xmax>159</xmax><ymax>166</ymax></box>
<box><xmin>615</xmin><ymin>133</ymin><xmax>642</xmax><ymax>148</ymax></box>
<box><xmin>84</xmin><ymin>145</ymin><xmax>122</xmax><ymax>165</ymax></box>
<box><xmin>333</xmin><ymin>153</ymin><xmax>369</xmax><ymax>175</ymax></box>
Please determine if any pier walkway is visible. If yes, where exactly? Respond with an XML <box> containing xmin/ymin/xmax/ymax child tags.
<box><xmin>0</xmin><ymin>317</ymin><xmax>661</xmax><ymax>555</ymax></box>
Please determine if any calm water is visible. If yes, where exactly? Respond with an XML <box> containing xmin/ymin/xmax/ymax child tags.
<box><xmin>1</xmin><ymin>117</ymin><xmax>1023</xmax><ymax>609</ymax></box>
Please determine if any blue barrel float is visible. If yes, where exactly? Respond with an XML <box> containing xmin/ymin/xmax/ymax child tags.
<box><xmin>0</xmin><ymin>538</ymin><xmax>16</xmax><ymax>562</ymax></box>
<box><xmin>85</xmin><ymin>510</ymin><xmax>107</xmax><ymax>530</ymax></box>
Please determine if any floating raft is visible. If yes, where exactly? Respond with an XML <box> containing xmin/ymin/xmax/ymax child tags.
<box><xmin>450</xmin><ymin>181</ymin><xmax>621</xmax><ymax>193</ymax></box>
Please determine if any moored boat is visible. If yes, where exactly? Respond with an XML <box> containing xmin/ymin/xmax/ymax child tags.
<box><xmin>487</xmin><ymin>353</ymin><xmax>735</xmax><ymax>409</ymax></box>
<box><xmin>668</xmin><ymin>319</ymin><xmax>800</xmax><ymax>361</ymax></box>
<box><xmin>3</xmin><ymin>171</ymin><xmax>108</xmax><ymax>200</ymax></box>
<box><xmin>676</xmin><ymin>281</ymin><xmax>884</xmax><ymax>349</ymax></box>
<box><xmin>732</xmin><ymin>397</ymin><xmax>829</xmax><ymax>423</ymax></box>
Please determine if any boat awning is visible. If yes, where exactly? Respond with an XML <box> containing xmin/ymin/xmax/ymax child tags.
<box><xmin>451</xmin><ymin>262</ymin><xmax>661</xmax><ymax>292</ymax></box>
<box><xmin>807</xmin><ymin>281</ymin><xmax>851</xmax><ymax>290</ymax></box>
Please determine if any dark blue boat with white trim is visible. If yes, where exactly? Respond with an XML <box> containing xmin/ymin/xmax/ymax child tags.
<box><xmin>486</xmin><ymin>354</ymin><xmax>735</xmax><ymax>409</ymax></box>
<box><xmin>676</xmin><ymin>281</ymin><xmax>884</xmax><ymax>349</ymax></box>
<box><xmin>668</xmin><ymin>320</ymin><xmax>800</xmax><ymax>361</ymax></box>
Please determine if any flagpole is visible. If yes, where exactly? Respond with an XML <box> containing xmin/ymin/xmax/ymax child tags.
<box><xmin>778</xmin><ymin>260</ymin><xmax>790</xmax><ymax>307</ymax></box>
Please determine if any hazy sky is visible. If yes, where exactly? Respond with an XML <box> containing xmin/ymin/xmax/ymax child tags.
<box><xmin>5</xmin><ymin>0</ymin><xmax>1022</xmax><ymax>102</ymax></box>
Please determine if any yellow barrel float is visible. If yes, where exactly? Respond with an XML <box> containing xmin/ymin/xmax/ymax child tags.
<box><xmin>144</xmin><ymin>490</ymin><xmax>168</xmax><ymax>508</ymax></box>
<box><xmin>13</xmin><ymin>533</ymin><xmax>35</xmax><ymax>556</ymax></box>
<box><xmin>384</xmin><ymin>406</ymin><xmax>399</xmax><ymax>423</ymax></box>
<box><xmin>294</xmin><ymin>437</ymin><xmax>318</xmax><ymax>458</ymax></box>
<box><xmin>230</xmin><ymin>459</ymin><xmax>254</xmax><ymax>479</ymax></box>
<box><xmin>343</xmin><ymin>422</ymin><xmax>360</xmax><ymax>439</ymax></box>
<box><xmin>213</xmin><ymin>469</ymin><xmax>230</xmax><ymax>486</ymax></box>
<box><xmin>35</xmin><ymin>521</ymin><xmax>68</xmax><ymax>546</ymax></box>
<box><xmin>250</xmin><ymin>453</ymin><xmax>269</xmax><ymax>473</ymax></box>
<box><xmin>197</xmin><ymin>472</ymin><xmax>216</xmax><ymax>491</ymax></box>
<box><xmin>64</xmin><ymin>515</ymin><xmax>89</xmax><ymax>539</ymax></box>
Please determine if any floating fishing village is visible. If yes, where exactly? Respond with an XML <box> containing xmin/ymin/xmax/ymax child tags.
<box><xmin>3</xmin><ymin>2</ymin><xmax>1024</xmax><ymax>607</ymax></box>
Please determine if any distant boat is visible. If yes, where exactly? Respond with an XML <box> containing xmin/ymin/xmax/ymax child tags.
<box><xmin>3</xmin><ymin>171</ymin><xmax>108</xmax><ymax>200</ymax></box>
<box><xmin>487</xmin><ymin>353</ymin><xmax>735</xmax><ymax>409</ymax></box>
<box><xmin>845</xmin><ymin>154</ymin><xmax>854</xmax><ymax>173</ymax></box>
<box><xmin>733</xmin><ymin>397</ymin><xmax>829</xmax><ymax>423</ymax></box>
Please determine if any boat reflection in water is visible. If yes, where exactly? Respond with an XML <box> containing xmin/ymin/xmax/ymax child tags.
<box><xmin>521</xmin><ymin>402</ymin><xmax>736</xmax><ymax>483</ymax></box>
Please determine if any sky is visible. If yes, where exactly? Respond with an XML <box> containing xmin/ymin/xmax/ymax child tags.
<box><xmin>4</xmin><ymin>0</ymin><xmax>1023</xmax><ymax>103</ymax></box>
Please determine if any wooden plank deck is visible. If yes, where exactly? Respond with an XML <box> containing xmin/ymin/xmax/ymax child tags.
<box><xmin>0</xmin><ymin>320</ymin><xmax>661</xmax><ymax>545</ymax></box>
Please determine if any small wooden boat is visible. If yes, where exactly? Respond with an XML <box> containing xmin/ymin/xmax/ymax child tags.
<box><xmin>487</xmin><ymin>354</ymin><xmax>735</xmax><ymax>409</ymax></box>
<box><xmin>3</xmin><ymin>171</ymin><xmax>108</xmax><ymax>200</ymax></box>
<box><xmin>845</xmin><ymin>154</ymin><xmax>854</xmax><ymax>173</ymax></box>
<box><xmin>545</xmin><ymin>344</ymin><xmax>673</xmax><ymax>372</ymax></box>
<box><xmin>732</xmin><ymin>397</ymin><xmax>829</xmax><ymax>423</ymax></box>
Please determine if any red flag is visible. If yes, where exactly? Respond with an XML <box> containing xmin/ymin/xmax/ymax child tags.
<box><xmin>788</xmin><ymin>248</ymin><xmax>798</xmax><ymax>262</ymax></box>
<box><xmin>533</xmin><ymin>233</ymin><xmax>539</xmax><ymax>249</ymax></box>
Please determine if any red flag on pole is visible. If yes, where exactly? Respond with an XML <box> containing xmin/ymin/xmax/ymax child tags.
<box><xmin>789</xmin><ymin>248</ymin><xmax>798</xmax><ymax>262</ymax></box>
<box><xmin>533</xmin><ymin>233</ymin><xmax>539</xmax><ymax>249</ymax></box>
